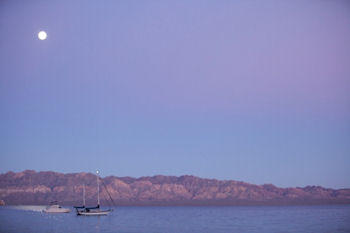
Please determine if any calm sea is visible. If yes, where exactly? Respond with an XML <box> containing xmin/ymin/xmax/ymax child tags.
<box><xmin>0</xmin><ymin>205</ymin><xmax>350</xmax><ymax>233</ymax></box>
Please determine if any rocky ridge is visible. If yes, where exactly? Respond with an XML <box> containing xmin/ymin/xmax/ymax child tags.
<box><xmin>1</xmin><ymin>170</ymin><xmax>349</xmax><ymax>205</ymax></box>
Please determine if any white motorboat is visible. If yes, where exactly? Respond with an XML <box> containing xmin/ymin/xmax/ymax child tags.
<box><xmin>43</xmin><ymin>202</ymin><xmax>70</xmax><ymax>213</ymax></box>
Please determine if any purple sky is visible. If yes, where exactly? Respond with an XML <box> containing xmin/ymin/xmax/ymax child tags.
<box><xmin>1</xmin><ymin>0</ymin><xmax>350</xmax><ymax>188</ymax></box>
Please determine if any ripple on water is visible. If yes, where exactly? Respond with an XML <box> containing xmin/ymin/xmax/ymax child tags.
<box><xmin>12</xmin><ymin>205</ymin><xmax>47</xmax><ymax>212</ymax></box>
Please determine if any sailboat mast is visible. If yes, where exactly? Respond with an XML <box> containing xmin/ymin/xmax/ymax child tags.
<box><xmin>83</xmin><ymin>184</ymin><xmax>86</xmax><ymax>206</ymax></box>
<box><xmin>96</xmin><ymin>171</ymin><xmax>100</xmax><ymax>206</ymax></box>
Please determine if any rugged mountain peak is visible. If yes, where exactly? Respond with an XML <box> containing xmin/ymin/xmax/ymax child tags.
<box><xmin>1</xmin><ymin>170</ymin><xmax>349</xmax><ymax>206</ymax></box>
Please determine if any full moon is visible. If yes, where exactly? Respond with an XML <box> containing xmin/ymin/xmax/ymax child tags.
<box><xmin>38</xmin><ymin>31</ymin><xmax>47</xmax><ymax>40</ymax></box>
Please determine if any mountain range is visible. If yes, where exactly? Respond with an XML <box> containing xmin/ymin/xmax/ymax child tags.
<box><xmin>1</xmin><ymin>170</ymin><xmax>349</xmax><ymax>206</ymax></box>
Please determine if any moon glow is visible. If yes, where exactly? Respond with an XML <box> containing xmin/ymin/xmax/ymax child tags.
<box><xmin>38</xmin><ymin>31</ymin><xmax>47</xmax><ymax>40</ymax></box>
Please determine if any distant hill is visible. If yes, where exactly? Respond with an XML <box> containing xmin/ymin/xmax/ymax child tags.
<box><xmin>1</xmin><ymin>170</ymin><xmax>349</xmax><ymax>206</ymax></box>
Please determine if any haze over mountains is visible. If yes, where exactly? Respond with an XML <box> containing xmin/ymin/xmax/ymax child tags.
<box><xmin>1</xmin><ymin>170</ymin><xmax>349</xmax><ymax>206</ymax></box>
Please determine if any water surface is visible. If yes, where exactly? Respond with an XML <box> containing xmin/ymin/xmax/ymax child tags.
<box><xmin>0</xmin><ymin>205</ymin><xmax>349</xmax><ymax>233</ymax></box>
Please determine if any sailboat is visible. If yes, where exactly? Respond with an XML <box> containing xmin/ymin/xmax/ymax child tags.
<box><xmin>75</xmin><ymin>171</ymin><xmax>112</xmax><ymax>216</ymax></box>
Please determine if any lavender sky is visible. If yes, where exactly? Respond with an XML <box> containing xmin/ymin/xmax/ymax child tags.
<box><xmin>1</xmin><ymin>1</ymin><xmax>349</xmax><ymax>188</ymax></box>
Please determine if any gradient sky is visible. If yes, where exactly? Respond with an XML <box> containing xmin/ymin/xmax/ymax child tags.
<box><xmin>1</xmin><ymin>0</ymin><xmax>349</xmax><ymax>188</ymax></box>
